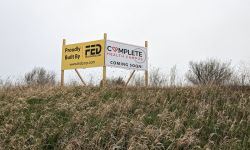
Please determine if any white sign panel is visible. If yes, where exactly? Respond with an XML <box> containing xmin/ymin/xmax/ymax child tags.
<box><xmin>105</xmin><ymin>40</ymin><xmax>148</xmax><ymax>70</ymax></box>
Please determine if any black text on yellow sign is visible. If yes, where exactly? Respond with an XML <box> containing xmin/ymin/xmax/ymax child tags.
<box><xmin>61</xmin><ymin>40</ymin><xmax>105</xmax><ymax>70</ymax></box>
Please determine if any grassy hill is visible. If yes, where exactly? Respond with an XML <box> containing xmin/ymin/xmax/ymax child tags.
<box><xmin>0</xmin><ymin>85</ymin><xmax>250</xmax><ymax>149</ymax></box>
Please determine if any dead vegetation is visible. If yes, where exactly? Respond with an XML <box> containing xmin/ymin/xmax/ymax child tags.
<box><xmin>0</xmin><ymin>85</ymin><xmax>249</xmax><ymax>149</ymax></box>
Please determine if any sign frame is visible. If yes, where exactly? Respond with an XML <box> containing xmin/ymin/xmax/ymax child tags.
<box><xmin>60</xmin><ymin>33</ymin><xmax>149</xmax><ymax>87</ymax></box>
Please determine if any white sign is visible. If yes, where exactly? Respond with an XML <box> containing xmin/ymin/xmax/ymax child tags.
<box><xmin>105</xmin><ymin>40</ymin><xmax>148</xmax><ymax>70</ymax></box>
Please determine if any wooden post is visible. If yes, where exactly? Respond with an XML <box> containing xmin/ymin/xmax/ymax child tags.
<box><xmin>125</xmin><ymin>70</ymin><xmax>135</xmax><ymax>87</ymax></box>
<box><xmin>145</xmin><ymin>41</ymin><xmax>148</xmax><ymax>87</ymax></box>
<box><xmin>102</xmin><ymin>33</ymin><xmax>107</xmax><ymax>87</ymax></box>
<box><xmin>75</xmin><ymin>69</ymin><xmax>86</xmax><ymax>86</ymax></box>
<box><xmin>61</xmin><ymin>39</ymin><xmax>66</xmax><ymax>86</ymax></box>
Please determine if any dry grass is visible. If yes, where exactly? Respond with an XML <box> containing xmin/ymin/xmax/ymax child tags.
<box><xmin>0</xmin><ymin>85</ymin><xmax>250</xmax><ymax>149</ymax></box>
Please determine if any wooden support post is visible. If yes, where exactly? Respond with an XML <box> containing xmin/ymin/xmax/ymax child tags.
<box><xmin>61</xmin><ymin>39</ymin><xmax>66</xmax><ymax>86</ymax></box>
<box><xmin>75</xmin><ymin>69</ymin><xmax>86</xmax><ymax>86</ymax></box>
<box><xmin>103</xmin><ymin>66</ymin><xmax>106</xmax><ymax>86</ymax></box>
<box><xmin>102</xmin><ymin>33</ymin><xmax>107</xmax><ymax>87</ymax></box>
<box><xmin>145</xmin><ymin>41</ymin><xmax>148</xmax><ymax>87</ymax></box>
<box><xmin>61</xmin><ymin>70</ymin><xmax>64</xmax><ymax>86</ymax></box>
<box><xmin>125</xmin><ymin>70</ymin><xmax>135</xmax><ymax>87</ymax></box>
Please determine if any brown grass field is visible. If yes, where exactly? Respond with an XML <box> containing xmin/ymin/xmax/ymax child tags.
<box><xmin>0</xmin><ymin>85</ymin><xmax>250</xmax><ymax>149</ymax></box>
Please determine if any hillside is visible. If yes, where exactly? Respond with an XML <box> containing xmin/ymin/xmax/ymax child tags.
<box><xmin>0</xmin><ymin>86</ymin><xmax>250</xmax><ymax>149</ymax></box>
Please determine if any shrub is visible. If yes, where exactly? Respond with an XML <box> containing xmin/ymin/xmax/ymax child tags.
<box><xmin>109</xmin><ymin>77</ymin><xmax>125</xmax><ymax>86</ymax></box>
<box><xmin>130</xmin><ymin>74</ymin><xmax>144</xmax><ymax>86</ymax></box>
<box><xmin>186</xmin><ymin>59</ymin><xmax>233</xmax><ymax>85</ymax></box>
<box><xmin>24</xmin><ymin>67</ymin><xmax>56</xmax><ymax>85</ymax></box>
<box><xmin>100</xmin><ymin>77</ymin><xmax>125</xmax><ymax>87</ymax></box>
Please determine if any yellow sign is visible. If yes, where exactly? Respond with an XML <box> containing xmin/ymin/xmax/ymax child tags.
<box><xmin>61</xmin><ymin>40</ymin><xmax>105</xmax><ymax>70</ymax></box>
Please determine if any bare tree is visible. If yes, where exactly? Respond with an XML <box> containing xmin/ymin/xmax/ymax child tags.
<box><xmin>186</xmin><ymin>59</ymin><xmax>233</xmax><ymax>85</ymax></box>
<box><xmin>170</xmin><ymin>65</ymin><xmax>177</xmax><ymax>86</ymax></box>
<box><xmin>24</xmin><ymin>67</ymin><xmax>56</xmax><ymax>85</ymax></box>
<box><xmin>230</xmin><ymin>62</ymin><xmax>250</xmax><ymax>86</ymax></box>
<box><xmin>149</xmin><ymin>67</ymin><xmax>167</xmax><ymax>87</ymax></box>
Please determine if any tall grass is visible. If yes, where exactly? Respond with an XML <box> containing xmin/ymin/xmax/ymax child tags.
<box><xmin>0</xmin><ymin>85</ymin><xmax>249</xmax><ymax>149</ymax></box>
<box><xmin>0</xmin><ymin>62</ymin><xmax>250</xmax><ymax>149</ymax></box>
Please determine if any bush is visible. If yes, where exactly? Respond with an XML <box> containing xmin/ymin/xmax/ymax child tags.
<box><xmin>131</xmin><ymin>74</ymin><xmax>144</xmax><ymax>86</ymax></box>
<box><xmin>100</xmin><ymin>77</ymin><xmax>125</xmax><ymax>87</ymax></box>
<box><xmin>24</xmin><ymin>67</ymin><xmax>56</xmax><ymax>85</ymax></box>
<box><xmin>109</xmin><ymin>77</ymin><xmax>125</xmax><ymax>86</ymax></box>
<box><xmin>186</xmin><ymin>59</ymin><xmax>233</xmax><ymax>85</ymax></box>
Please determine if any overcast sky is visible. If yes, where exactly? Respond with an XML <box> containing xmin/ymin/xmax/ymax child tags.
<box><xmin>0</xmin><ymin>0</ymin><xmax>250</xmax><ymax>82</ymax></box>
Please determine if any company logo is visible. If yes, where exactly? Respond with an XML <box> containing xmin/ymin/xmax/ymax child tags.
<box><xmin>107</xmin><ymin>46</ymin><xmax>146</xmax><ymax>63</ymax></box>
<box><xmin>85</xmin><ymin>44</ymin><xmax>102</xmax><ymax>58</ymax></box>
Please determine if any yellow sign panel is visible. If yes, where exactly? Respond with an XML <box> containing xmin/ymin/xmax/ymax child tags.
<box><xmin>61</xmin><ymin>40</ymin><xmax>105</xmax><ymax>70</ymax></box>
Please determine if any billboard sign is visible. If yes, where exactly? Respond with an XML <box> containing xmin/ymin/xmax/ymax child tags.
<box><xmin>105</xmin><ymin>40</ymin><xmax>148</xmax><ymax>70</ymax></box>
<box><xmin>62</xmin><ymin>40</ymin><xmax>105</xmax><ymax>70</ymax></box>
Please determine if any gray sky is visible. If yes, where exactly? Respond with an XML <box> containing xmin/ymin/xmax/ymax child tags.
<box><xmin>0</xmin><ymin>0</ymin><xmax>250</xmax><ymax>82</ymax></box>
